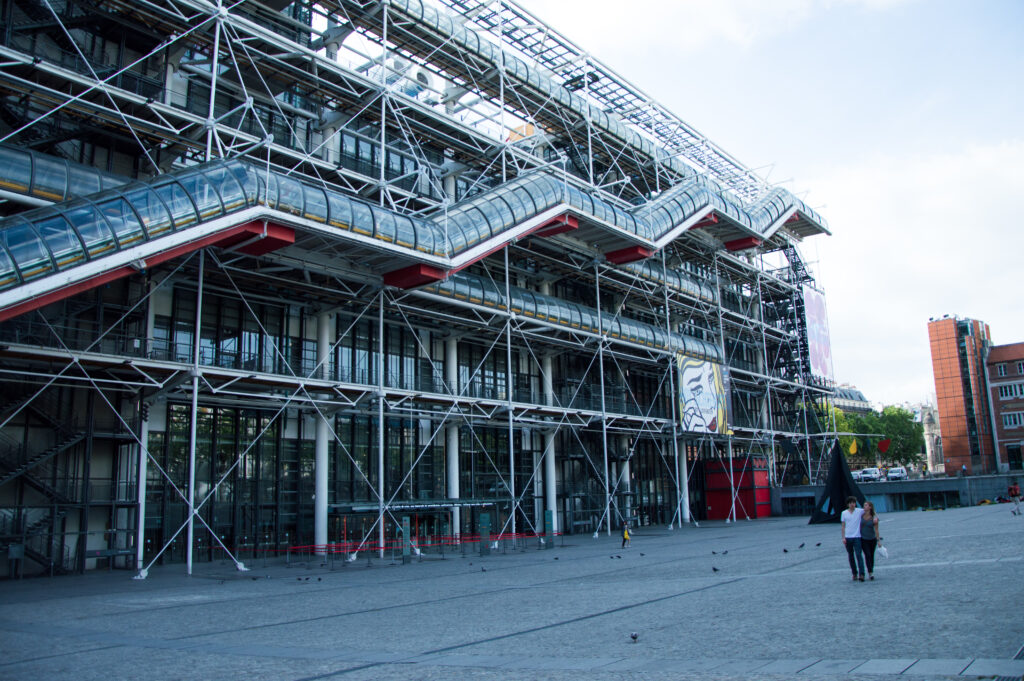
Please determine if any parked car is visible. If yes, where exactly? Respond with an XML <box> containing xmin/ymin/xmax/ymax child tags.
<box><xmin>860</xmin><ymin>467</ymin><xmax>881</xmax><ymax>482</ymax></box>
<box><xmin>851</xmin><ymin>470</ymin><xmax>864</xmax><ymax>482</ymax></box>
<box><xmin>887</xmin><ymin>466</ymin><xmax>908</xmax><ymax>481</ymax></box>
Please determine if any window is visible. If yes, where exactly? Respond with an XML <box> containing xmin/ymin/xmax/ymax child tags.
<box><xmin>1003</xmin><ymin>412</ymin><xmax>1024</xmax><ymax>428</ymax></box>
<box><xmin>1002</xmin><ymin>382</ymin><xmax>1024</xmax><ymax>399</ymax></box>
<box><xmin>998</xmin><ymin>363</ymin><xmax>1007</xmax><ymax>377</ymax></box>
<box><xmin>1018</xmin><ymin>361</ymin><xmax>1024</xmax><ymax>375</ymax></box>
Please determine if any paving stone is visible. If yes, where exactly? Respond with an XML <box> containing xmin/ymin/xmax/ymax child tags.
<box><xmin>799</xmin><ymin>659</ymin><xmax>864</xmax><ymax>674</ymax></box>
<box><xmin>849</xmin><ymin>658</ymin><xmax>917</xmax><ymax>674</ymax></box>
<box><xmin>0</xmin><ymin>505</ymin><xmax>1022</xmax><ymax>681</ymax></box>
<box><xmin>754</xmin><ymin>658</ymin><xmax>821</xmax><ymax>673</ymax></box>
<box><xmin>960</xmin><ymin>658</ymin><xmax>1024</xmax><ymax>676</ymax></box>
<box><xmin>902</xmin><ymin>658</ymin><xmax>973</xmax><ymax>675</ymax></box>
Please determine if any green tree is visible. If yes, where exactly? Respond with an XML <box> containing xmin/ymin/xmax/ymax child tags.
<box><xmin>876</xmin><ymin>406</ymin><xmax>924</xmax><ymax>466</ymax></box>
<box><xmin>840</xmin><ymin>406</ymin><xmax>923</xmax><ymax>467</ymax></box>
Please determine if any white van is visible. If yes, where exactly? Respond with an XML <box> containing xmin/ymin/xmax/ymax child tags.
<box><xmin>887</xmin><ymin>466</ymin><xmax>908</xmax><ymax>481</ymax></box>
<box><xmin>860</xmin><ymin>467</ymin><xmax>881</xmax><ymax>482</ymax></box>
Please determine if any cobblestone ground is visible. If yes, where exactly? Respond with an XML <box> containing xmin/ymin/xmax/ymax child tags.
<box><xmin>1</xmin><ymin>503</ymin><xmax>1022</xmax><ymax>681</ymax></box>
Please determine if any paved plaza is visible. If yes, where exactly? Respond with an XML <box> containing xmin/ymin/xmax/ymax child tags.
<box><xmin>1</xmin><ymin>504</ymin><xmax>1022</xmax><ymax>681</ymax></box>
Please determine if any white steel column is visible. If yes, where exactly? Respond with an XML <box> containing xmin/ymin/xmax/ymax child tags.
<box><xmin>542</xmin><ymin>355</ymin><xmax>557</xmax><ymax>535</ymax></box>
<box><xmin>377</xmin><ymin>293</ymin><xmax>385</xmax><ymax>557</ymax></box>
<box><xmin>662</xmin><ymin>253</ymin><xmax>687</xmax><ymax>527</ymax></box>
<box><xmin>314</xmin><ymin>311</ymin><xmax>331</xmax><ymax>554</ymax></box>
<box><xmin>186</xmin><ymin>251</ymin><xmax>204</xmax><ymax>576</ymax></box>
<box><xmin>134</xmin><ymin>415</ymin><xmax>149</xmax><ymax>575</ymax></box>
<box><xmin>504</xmin><ymin>248</ymin><xmax>516</xmax><ymax>536</ymax></box>
<box><xmin>618</xmin><ymin>435</ymin><xmax>631</xmax><ymax>524</ymax></box>
<box><xmin>135</xmin><ymin>279</ymin><xmax>157</xmax><ymax>577</ymax></box>
<box><xmin>594</xmin><ymin>264</ymin><xmax>611</xmax><ymax>536</ymax></box>
<box><xmin>445</xmin><ymin>337</ymin><xmax>460</xmax><ymax>537</ymax></box>
<box><xmin>727</xmin><ymin>436</ymin><xmax>736</xmax><ymax>523</ymax></box>
<box><xmin>204</xmin><ymin>7</ymin><xmax>223</xmax><ymax>162</ymax></box>
<box><xmin>539</xmin><ymin>282</ymin><xmax>557</xmax><ymax>534</ymax></box>
<box><xmin>679</xmin><ymin>436</ymin><xmax>691</xmax><ymax>524</ymax></box>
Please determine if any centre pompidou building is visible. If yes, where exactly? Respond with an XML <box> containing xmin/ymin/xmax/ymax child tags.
<box><xmin>0</xmin><ymin>0</ymin><xmax>834</xmax><ymax>576</ymax></box>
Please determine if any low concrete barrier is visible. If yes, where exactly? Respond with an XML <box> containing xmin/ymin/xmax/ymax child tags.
<box><xmin>778</xmin><ymin>473</ymin><xmax>1024</xmax><ymax>515</ymax></box>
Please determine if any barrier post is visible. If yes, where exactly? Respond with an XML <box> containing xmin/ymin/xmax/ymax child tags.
<box><xmin>479</xmin><ymin>514</ymin><xmax>491</xmax><ymax>556</ymax></box>
<box><xmin>401</xmin><ymin>516</ymin><xmax>411</xmax><ymax>565</ymax></box>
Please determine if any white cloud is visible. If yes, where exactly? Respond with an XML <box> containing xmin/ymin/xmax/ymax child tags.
<box><xmin>812</xmin><ymin>139</ymin><xmax>1024</xmax><ymax>404</ymax></box>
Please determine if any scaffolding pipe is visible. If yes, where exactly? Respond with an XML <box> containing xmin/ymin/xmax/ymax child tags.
<box><xmin>728</xmin><ymin>435</ymin><xmax>736</xmax><ymax>523</ymax></box>
<box><xmin>539</xmin><ymin>282</ymin><xmax>557</xmax><ymax>535</ymax></box>
<box><xmin>445</xmin><ymin>337</ymin><xmax>460</xmax><ymax>537</ymax></box>
<box><xmin>186</xmin><ymin>250</ymin><xmax>204</xmax><ymax>576</ymax></box>
<box><xmin>205</xmin><ymin>9</ymin><xmax>223</xmax><ymax>162</ymax></box>
<box><xmin>134</xmin><ymin>412</ymin><xmax>149</xmax><ymax>574</ymax></box>
<box><xmin>378</xmin><ymin>1</ymin><xmax>388</xmax><ymax>205</ymax></box>
<box><xmin>377</xmin><ymin>291</ymin><xmax>385</xmax><ymax>557</ymax></box>
<box><xmin>314</xmin><ymin>311</ymin><xmax>330</xmax><ymax>554</ymax></box>
<box><xmin>594</xmin><ymin>263</ymin><xmax>611</xmax><ymax>537</ymax></box>
<box><xmin>504</xmin><ymin>247</ymin><xmax>516</xmax><ymax>536</ymax></box>
<box><xmin>662</xmin><ymin>252</ymin><xmax>686</xmax><ymax>527</ymax></box>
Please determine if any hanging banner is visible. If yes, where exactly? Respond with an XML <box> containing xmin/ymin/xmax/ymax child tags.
<box><xmin>677</xmin><ymin>354</ymin><xmax>729</xmax><ymax>434</ymax></box>
<box><xmin>802</xmin><ymin>285</ymin><xmax>834</xmax><ymax>382</ymax></box>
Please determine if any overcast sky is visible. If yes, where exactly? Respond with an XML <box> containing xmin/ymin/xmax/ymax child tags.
<box><xmin>516</xmin><ymin>0</ymin><xmax>1024</xmax><ymax>407</ymax></box>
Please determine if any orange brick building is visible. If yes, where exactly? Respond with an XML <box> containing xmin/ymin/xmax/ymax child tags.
<box><xmin>928</xmin><ymin>316</ymin><xmax>995</xmax><ymax>475</ymax></box>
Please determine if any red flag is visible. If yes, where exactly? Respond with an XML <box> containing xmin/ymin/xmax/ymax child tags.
<box><xmin>878</xmin><ymin>438</ymin><xmax>892</xmax><ymax>454</ymax></box>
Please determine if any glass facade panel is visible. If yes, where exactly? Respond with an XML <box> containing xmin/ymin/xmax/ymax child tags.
<box><xmin>301</xmin><ymin>184</ymin><xmax>328</xmax><ymax>223</ymax></box>
<box><xmin>326</xmin><ymin>192</ymin><xmax>353</xmax><ymax>229</ymax></box>
<box><xmin>67</xmin><ymin>164</ymin><xmax>102</xmax><ymax>197</ymax></box>
<box><xmin>349</xmin><ymin>200</ymin><xmax>374</xmax><ymax>236</ymax></box>
<box><xmin>0</xmin><ymin>147</ymin><xmax>30</xmax><ymax>192</ymax></box>
<box><xmin>31</xmin><ymin>156</ymin><xmax>68</xmax><ymax>201</ymax></box>
<box><xmin>123</xmin><ymin>186</ymin><xmax>172</xmax><ymax>238</ymax></box>
<box><xmin>152</xmin><ymin>180</ymin><xmax>199</xmax><ymax>228</ymax></box>
<box><xmin>282</xmin><ymin>176</ymin><xmax>313</xmax><ymax>216</ymax></box>
<box><xmin>371</xmin><ymin>206</ymin><xmax>397</xmax><ymax>242</ymax></box>
<box><xmin>5</xmin><ymin>220</ymin><xmax>53</xmax><ymax>281</ymax></box>
<box><xmin>62</xmin><ymin>203</ymin><xmax>117</xmax><ymax>257</ymax></box>
<box><xmin>35</xmin><ymin>213</ymin><xmax>83</xmax><ymax>269</ymax></box>
<box><xmin>202</xmin><ymin>164</ymin><xmax>247</xmax><ymax>212</ymax></box>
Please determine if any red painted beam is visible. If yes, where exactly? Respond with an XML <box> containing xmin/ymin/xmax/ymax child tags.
<box><xmin>533</xmin><ymin>214</ymin><xmax>579</xmax><ymax>238</ymax></box>
<box><xmin>382</xmin><ymin>263</ymin><xmax>447</xmax><ymax>289</ymax></box>
<box><xmin>724</xmin><ymin>236</ymin><xmax>763</xmax><ymax>252</ymax></box>
<box><xmin>605</xmin><ymin>245</ymin><xmax>654</xmax><ymax>265</ymax></box>
<box><xmin>693</xmin><ymin>214</ymin><xmax>719</xmax><ymax>229</ymax></box>
<box><xmin>215</xmin><ymin>222</ymin><xmax>295</xmax><ymax>255</ymax></box>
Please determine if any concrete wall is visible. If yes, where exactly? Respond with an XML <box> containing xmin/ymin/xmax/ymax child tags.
<box><xmin>779</xmin><ymin>473</ymin><xmax>1023</xmax><ymax>516</ymax></box>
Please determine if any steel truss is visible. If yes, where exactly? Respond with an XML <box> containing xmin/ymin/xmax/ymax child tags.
<box><xmin>0</xmin><ymin>0</ymin><xmax>834</xmax><ymax>577</ymax></box>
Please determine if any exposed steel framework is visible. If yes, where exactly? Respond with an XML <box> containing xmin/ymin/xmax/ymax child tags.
<box><xmin>0</xmin><ymin>0</ymin><xmax>836</xmax><ymax>578</ymax></box>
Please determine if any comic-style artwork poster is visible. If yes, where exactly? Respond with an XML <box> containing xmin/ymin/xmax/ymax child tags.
<box><xmin>677</xmin><ymin>355</ymin><xmax>729</xmax><ymax>434</ymax></box>
<box><xmin>802</xmin><ymin>286</ymin><xmax>834</xmax><ymax>382</ymax></box>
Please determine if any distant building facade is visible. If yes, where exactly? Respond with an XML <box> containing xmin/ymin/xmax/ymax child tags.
<box><xmin>919</xmin><ymin>404</ymin><xmax>944</xmax><ymax>475</ymax></box>
<box><xmin>833</xmin><ymin>384</ymin><xmax>872</xmax><ymax>415</ymax></box>
<box><xmin>986</xmin><ymin>342</ymin><xmax>1024</xmax><ymax>471</ymax></box>
<box><xmin>927</xmin><ymin>316</ymin><xmax>995</xmax><ymax>475</ymax></box>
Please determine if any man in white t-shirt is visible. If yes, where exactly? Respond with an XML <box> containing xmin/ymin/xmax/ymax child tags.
<box><xmin>840</xmin><ymin>496</ymin><xmax>866</xmax><ymax>581</ymax></box>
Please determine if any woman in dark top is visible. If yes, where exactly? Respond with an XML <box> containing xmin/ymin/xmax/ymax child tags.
<box><xmin>861</xmin><ymin>500</ymin><xmax>880</xmax><ymax>580</ymax></box>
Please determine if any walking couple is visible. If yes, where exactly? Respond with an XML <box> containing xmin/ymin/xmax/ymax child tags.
<box><xmin>840</xmin><ymin>496</ymin><xmax>880</xmax><ymax>582</ymax></box>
